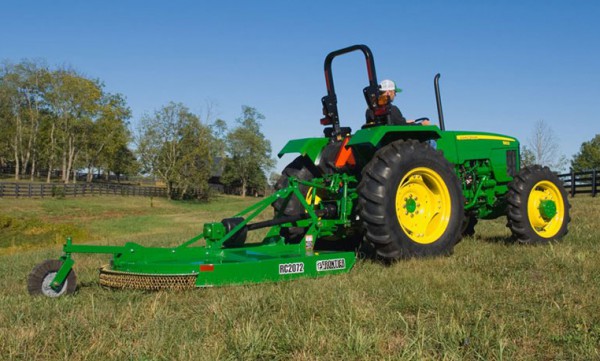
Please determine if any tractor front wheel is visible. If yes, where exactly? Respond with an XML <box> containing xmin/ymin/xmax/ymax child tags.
<box><xmin>506</xmin><ymin>165</ymin><xmax>570</xmax><ymax>244</ymax></box>
<box><xmin>358</xmin><ymin>140</ymin><xmax>464</xmax><ymax>260</ymax></box>
<box><xmin>27</xmin><ymin>259</ymin><xmax>77</xmax><ymax>297</ymax></box>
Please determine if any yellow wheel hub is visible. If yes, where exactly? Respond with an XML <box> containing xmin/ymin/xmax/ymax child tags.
<box><xmin>395</xmin><ymin>167</ymin><xmax>452</xmax><ymax>244</ymax></box>
<box><xmin>527</xmin><ymin>180</ymin><xmax>565</xmax><ymax>238</ymax></box>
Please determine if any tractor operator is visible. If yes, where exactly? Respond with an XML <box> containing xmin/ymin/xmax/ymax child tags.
<box><xmin>366</xmin><ymin>79</ymin><xmax>431</xmax><ymax>126</ymax></box>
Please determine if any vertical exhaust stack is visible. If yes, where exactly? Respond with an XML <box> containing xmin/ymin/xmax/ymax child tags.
<box><xmin>434</xmin><ymin>73</ymin><xmax>445</xmax><ymax>131</ymax></box>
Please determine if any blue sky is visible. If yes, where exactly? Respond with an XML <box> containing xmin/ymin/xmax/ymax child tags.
<box><xmin>2</xmin><ymin>1</ymin><xmax>599</xmax><ymax>172</ymax></box>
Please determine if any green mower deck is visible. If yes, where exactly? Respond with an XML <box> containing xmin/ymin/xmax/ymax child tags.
<box><xmin>72</xmin><ymin>240</ymin><xmax>355</xmax><ymax>290</ymax></box>
<box><xmin>28</xmin><ymin>174</ymin><xmax>360</xmax><ymax>296</ymax></box>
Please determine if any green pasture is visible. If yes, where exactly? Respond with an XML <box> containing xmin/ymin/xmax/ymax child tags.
<box><xmin>0</xmin><ymin>195</ymin><xmax>599</xmax><ymax>360</ymax></box>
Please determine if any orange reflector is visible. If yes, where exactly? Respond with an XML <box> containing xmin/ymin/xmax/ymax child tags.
<box><xmin>334</xmin><ymin>137</ymin><xmax>356</xmax><ymax>168</ymax></box>
<box><xmin>200</xmin><ymin>264</ymin><xmax>214</xmax><ymax>272</ymax></box>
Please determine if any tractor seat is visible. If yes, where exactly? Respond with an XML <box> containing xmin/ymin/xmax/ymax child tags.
<box><xmin>323</xmin><ymin>127</ymin><xmax>352</xmax><ymax>138</ymax></box>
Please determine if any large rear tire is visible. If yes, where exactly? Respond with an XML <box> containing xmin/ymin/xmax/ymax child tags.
<box><xmin>506</xmin><ymin>165</ymin><xmax>570</xmax><ymax>244</ymax></box>
<box><xmin>358</xmin><ymin>140</ymin><xmax>464</xmax><ymax>260</ymax></box>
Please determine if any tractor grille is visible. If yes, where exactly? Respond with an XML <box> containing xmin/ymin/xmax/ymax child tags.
<box><xmin>506</xmin><ymin>150</ymin><xmax>517</xmax><ymax>177</ymax></box>
<box><xmin>99</xmin><ymin>266</ymin><xmax>197</xmax><ymax>290</ymax></box>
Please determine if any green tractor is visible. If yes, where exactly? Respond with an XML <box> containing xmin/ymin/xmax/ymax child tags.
<box><xmin>273</xmin><ymin>44</ymin><xmax>570</xmax><ymax>260</ymax></box>
<box><xmin>27</xmin><ymin>44</ymin><xmax>570</xmax><ymax>297</ymax></box>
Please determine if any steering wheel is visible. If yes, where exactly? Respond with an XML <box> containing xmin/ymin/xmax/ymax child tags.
<box><xmin>413</xmin><ymin>117</ymin><xmax>430</xmax><ymax>124</ymax></box>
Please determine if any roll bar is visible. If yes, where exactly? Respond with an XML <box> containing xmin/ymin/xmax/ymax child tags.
<box><xmin>320</xmin><ymin>44</ymin><xmax>379</xmax><ymax>139</ymax></box>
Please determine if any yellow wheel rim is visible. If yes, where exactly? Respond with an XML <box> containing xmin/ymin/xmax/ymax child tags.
<box><xmin>305</xmin><ymin>187</ymin><xmax>322</xmax><ymax>206</ymax></box>
<box><xmin>395</xmin><ymin>167</ymin><xmax>452</xmax><ymax>244</ymax></box>
<box><xmin>527</xmin><ymin>180</ymin><xmax>565</xmax><ymax>238</ymax></box>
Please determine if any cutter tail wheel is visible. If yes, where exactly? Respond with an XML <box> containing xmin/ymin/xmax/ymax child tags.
<box><xmin>358</xmin><ymin>140</ymin><xmax>464</xmax><ymax>260</ymax></box>
<box><xmin>507</xmin><ymin>165</ymin><xmax>570</xmax><ymax>244</ymax></box>
<box><xmin>28</xmin><ymin>259</ymin><xmax>77</xmax><ymax>297</ymax></box>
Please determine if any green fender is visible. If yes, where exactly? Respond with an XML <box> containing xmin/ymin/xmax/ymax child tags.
<box><xmin>347</xmin><ymin>125</ymin><xmax>442</xmax><ymax>147</ymax></box>
<box><xmin>277</xmin><ymin>137</ymin><xmax>329</xmax><ymax>162</ymax></box>
<box><xmin>277</xmin><ymin>127</ymin><xmax>442</xmax><ymax>163</ymax></box>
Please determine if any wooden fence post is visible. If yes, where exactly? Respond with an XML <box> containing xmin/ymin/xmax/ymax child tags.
<box><xmin>592</xmin><ymin>170</ymin><xmax>597</xmax><ymax>198</ymax></box>
<box><xmin>570</xmin><ymin>169</ymin><xmax>576</xmax><ymax>197</ymax></box>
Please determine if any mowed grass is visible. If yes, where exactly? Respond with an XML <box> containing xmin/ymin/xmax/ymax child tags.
<box><xmin>1</xmin><ymin>195</ymin><xmax>599</xmax><ymax>360</ymax></box>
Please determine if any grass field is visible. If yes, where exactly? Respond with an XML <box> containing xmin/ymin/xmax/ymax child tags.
<box><xmin>1</xmin><ymin>195</ymin><xmax>599</xmax><ymax>360</ymax></box>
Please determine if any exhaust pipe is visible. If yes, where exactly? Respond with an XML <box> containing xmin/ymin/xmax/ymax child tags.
<box><xmin>434</xmin><ymin>73</ymin><xmax>445</xmax><ymax>131</ymax></box>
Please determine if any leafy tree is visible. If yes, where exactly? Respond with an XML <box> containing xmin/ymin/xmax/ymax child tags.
<box><xmin>0</xmin><ymin>66</ymin><xmax>15</xmax><ymax>168</ymax></box>
<box><xmin>221</xmin><ymin>106</ymin><xmax>275</xmax><ymax>197</ymax></box>
<box><xmin>208</xmin><ymin>118</ymin><xmax>228</xmax><ymax>178</ymax></box>
<box><xmin>210</xmin><ymin>118</ymin><xmax>228</xmax><ymax>156</ymax></box>
<box><xmin>82</xmin><ymin>93</ymin><xmax>132</xmax><ymax>182</ymax></box>
<box><xmin>108</xmin><ymin>145</ymin><xmax>139</xmax><ymax>182</ymax></box>
<box><xmin>0</xmin><ymin>60</ymin><xmax>51</xmax><ymax>180</ymax></box>
<box><xmin>0</xmin><ymin>60</ymin><xmax>136</xmax><ymax>183</ymax></box>
<box><xmin>572</xmin><ymin>134</ymin><xmax>600</xmax><ymax>171</ymax></box>
<box><xmin>137</xmin><ymin>102</ymin><xmax>213</xmax><ymax>199</ymax></box>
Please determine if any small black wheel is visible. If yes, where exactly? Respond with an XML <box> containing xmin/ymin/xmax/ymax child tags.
<box><xmin>272</xmin><ymin>156</ymin><xmax>321</xmax><ymax>243</ymax></box>
<box><xmin>28</xmin><ymin>260</ymin><xmax>77</xmax><ymax>297</ymax></box>
<box><xmin>507</xmin><ymin>165</ymin><xmax>570</xmax><ymax>244</ymax></box>
<box><xmin>358</xmin><ymin>140</ymin><xmax>464</xmax><ymax>260</ymax></box>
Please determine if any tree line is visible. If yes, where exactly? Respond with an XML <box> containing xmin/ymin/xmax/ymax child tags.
<box><xmin>137</xmin><ymin>102</ymin><xmax>274</xmax><ymax>199</ymax></box>
<box><xmin>0</xmin><ymin>60</ymin><xmax>134</xmax><ymax>183</ymax></box>
<box><xmin>0</xmin><ymin>60</ymin><xmax>274</xmax><ymax>200</ymax></box>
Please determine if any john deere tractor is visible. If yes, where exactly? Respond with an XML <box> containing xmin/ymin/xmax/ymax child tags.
<box><xmin>274</xmin><ymin>44</ymin><xmax>570</xmax><ymax>260</ymax></box>
<box><xmin>28</xmin><ymin>44</ymin><xmax>571</xmax><ymax>297</ymax></box>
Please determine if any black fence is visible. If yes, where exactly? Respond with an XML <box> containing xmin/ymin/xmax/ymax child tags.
<box><xmin>557</xmin><ymin>170</ymin><xmax>598</xmax><ymax>197</ymax></box>
<box><xmin>0</xmin><ymin>182</ymin><xmax>167</xmax><ymax>198</ymax></box>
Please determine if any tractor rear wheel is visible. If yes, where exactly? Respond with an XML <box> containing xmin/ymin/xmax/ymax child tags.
<box><xmin>358</xmin><ymin>140</ymin><xmax>464</xmax><ymax>260</ymax></box>
<box><xmin>28</xmin><ymin>259</ymin><xmax>77</xmax><ymax>297</ymax></box>
<box><xmin>272</xmin><ymin>156</ymin><xmax>321</xmax><ymax>243</ymax></box>
<box><xmin>506</xmin><ymin>165</ymin><xmax>570</xmax><ymax>244</ymax></box>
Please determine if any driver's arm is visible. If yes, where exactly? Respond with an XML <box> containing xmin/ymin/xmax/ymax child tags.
<box><xmin>407</xmin><ymin>119</ymin><xmax>431</xmax><ymax>125</ymax></box>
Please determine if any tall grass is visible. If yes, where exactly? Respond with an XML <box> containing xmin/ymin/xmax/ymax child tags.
<box><xmin>0</xmin><ymin>195</ymin><xmax>599</xmax><ymax>360</ymax></box>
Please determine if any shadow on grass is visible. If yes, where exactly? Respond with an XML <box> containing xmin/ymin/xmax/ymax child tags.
<box><xmin>476</xmin><ymin>234</ymin><xmax>516</xmax><ymax>244</ymax></box>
